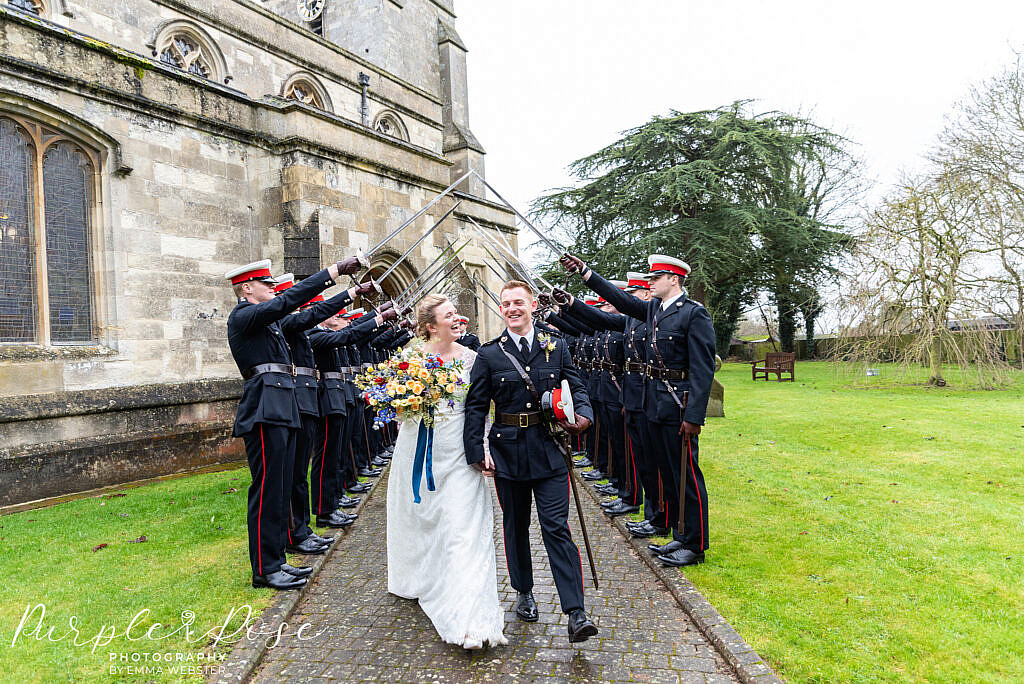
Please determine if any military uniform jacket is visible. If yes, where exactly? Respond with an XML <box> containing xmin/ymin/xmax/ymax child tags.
<box><xmin>567</xmin><ymin>299</ymin><xmax>648</xmax><ymax>413</ymax></box>
<box><xmin>227</xmin><ymin>268</ymin><xmax>338</xmax><ymax>436</ymax></box>
<box><xmin>464</xmin><ymin>328</ymin><xmax>594</xmax><ymax>480</ymax></box>
<box><xmin>458</xmin><ymin>332</ymin><xmax>481</xmax><ymax>351</ymax></box>
<box><xmin>586</xmin><ymin>272</ymin><xmax>716</xmax><ymax>425</ymax></box>
<box><xmin>308</xmin><ymin>315</ymin><xmax>382</xmax><ymax>416</ymax></box>
<box><xmin>279</xmin><ymin>290</ymin><xmax>353</xmax><ymax>417</ymax></box>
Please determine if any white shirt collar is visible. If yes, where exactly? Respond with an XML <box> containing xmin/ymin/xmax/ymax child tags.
<box><xmin>660</xmin><ymin>292</ymin><xmax>684</xmax><ymax>310</ymax></box>
<box><xmin>507</xmin><ymin>326</ymin><xmax>535</xmax><ymax>350</ymax></box>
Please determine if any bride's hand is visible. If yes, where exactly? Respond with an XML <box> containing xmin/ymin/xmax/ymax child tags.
<box><xmin>472</xmin><ymin>453</ymin><xmax>496</xmax><ymax>477</ymax></box>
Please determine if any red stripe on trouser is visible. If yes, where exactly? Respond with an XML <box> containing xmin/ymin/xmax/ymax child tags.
<box><xmin>317</xmin><ymin>421</ymin><xmax>328</xmax><ymax>515</ymax></box>
<box><xmin>258</xmin><ymin>425</ymin><xmax>266</xmax><ymax>576</ymax></box>
<box><xmin>687</xmin><ymin>435</ymin><xmax>704</xmax><ymax>549</ymax></box>
<box><xmin>568</xmin><ymin>472</ymin><xmax>585</xmax><ymax>591</ymax></box>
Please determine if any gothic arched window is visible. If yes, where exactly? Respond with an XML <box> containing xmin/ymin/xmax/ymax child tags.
<box><xmin>7</xmin><ymin>0</ymin><xmax>45</xmax><ymax>15</ymax></box>
<box><xmin>151</xmin><ymin>22</ymin><xmax>227</xmax><ymax>83</ymax></box>
<box><xmin>0</xmin><ymin>116</ymin><xmax>97</xmax><ymax>344</ymax></box>
<box><xmin>281</xmin><ymin>74</ymin><xmax>332</xmax><ymax>112</ymax></box>
<box><xmin>372</xmin><ymin>111</ymin><xmax>409</xmax><ymax>141</ymax></box>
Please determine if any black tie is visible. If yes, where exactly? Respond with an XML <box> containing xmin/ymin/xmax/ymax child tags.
<box><xmin>519</xmin><ymin>337</ymin><xmax>530</xmax><ymax>358</ymax></box>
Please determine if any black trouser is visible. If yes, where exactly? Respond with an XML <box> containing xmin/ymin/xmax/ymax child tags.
<box><xmin>600</xmin><ymin>400</ymin><xmax>629</xmax><ymax>494</ymax></box>
<box><xmin>590</xmin><ymin>398</ymin><xmax>606</xmax><ymax>472</ymax></box>
<box><xmin>337</xmin><ymin>402</ymin><xmax>359</xmax><ymax>489</ymax></box>
<box><xmin>648</xmin><ymin>421</ymin><xmax>708</xmax><ymax>550</ymax></box>
<box><xmin>626</xmin><ymin>410</ymin><xmax>661</xmax><ymax>518</ymax></box>
<box><xmin>352</xmin><ymin>406</ymin><xmax>372</xmax><ymax>469</ymax></box>
<box><xmin>288</xmin><ymin>414</ymin><xmax>318</xmax><ymax>544</ymax></box>
<box><xmin>241</xmin><ymin>423</ymin><xmax>294</xmax><ymax>577</ymax></box>
<box><xmin>494</xmin><ymin>474</ymin><xmax>585</xmax><ymax>614</ymax></box>
<box><xmin>311</xmin><ymin>413</ymin><xmax>344</xmax><ymax>517</ymax></box>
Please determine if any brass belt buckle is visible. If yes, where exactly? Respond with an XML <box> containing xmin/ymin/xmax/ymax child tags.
<box><xmin>289</xmin><ymin>364</ymin><xmax>297</xmax><ymax>377</ymax></box>
<box><xmin>519</xmin><ymin>414</ymin><xmax>529</xmax><ymax>428</ymax></box>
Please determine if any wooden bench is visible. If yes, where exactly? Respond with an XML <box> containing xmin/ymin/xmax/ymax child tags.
<box><xmin>752</xmin><ymin>352</ymin><xmax>795</xmax><ymax>382</ymax></box>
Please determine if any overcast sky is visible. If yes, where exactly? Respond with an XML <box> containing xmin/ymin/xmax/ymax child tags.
<box><xmin>457</xmin><ymin>0</ymin><xmax>1024</xmax><ymax>265</ymax></box>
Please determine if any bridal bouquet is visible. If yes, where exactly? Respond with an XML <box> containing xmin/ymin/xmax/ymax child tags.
<box><xmin>354</xmin><ymin>340</ymin><xmax>468</xmax><ymax>430</ymax></box>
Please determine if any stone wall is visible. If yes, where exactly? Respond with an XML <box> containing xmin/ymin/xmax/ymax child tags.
<box><xmin>0</xmin><ymin>3</ymin><xmax>515</xmax><ymax>506</ymax></box>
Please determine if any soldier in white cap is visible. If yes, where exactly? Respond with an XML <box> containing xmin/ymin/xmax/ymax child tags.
<box><xmin>225</xmin><ymin>255</ymin><xmax>362</xmax><ymax>589</ymax></box>
<box><xmin>560</xmin><ymin>252</ymin><xmax>717</xmax><ymax>567</ymax></box>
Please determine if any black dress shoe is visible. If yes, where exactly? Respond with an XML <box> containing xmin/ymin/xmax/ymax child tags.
<box><xmin>333</xmin><ymin>510</ymin><xmax>358</xmax><ymax>521</ymax></box>
<box><xmin>337</xmin><ymin>495</ymin><xmax>361</xmax><ymax>508</ymax></box>
<box><xmin>630</xmin><ymin>525</ymin><xmax>668</xmax><ymax>539</ymax></box>
<box><xmin>311</xmin><ymin>533</ymin><xmax>335</xmax><ymax>545</ymax></box>
<box><xmin>604</xmin><ymin>501</ymin><xmax>640</xmax><ymax>516</ymax></box>
<box><xmin>252</xmin><ymin>570</ymin><xmax>306</xmax><ymax>590</ymax></box>
<box><xmin>658</xmin><ymin>548</ymin><xmax>705</xmax><ymax>567</ymax></box>
<box><xmin>358</xmin><ymin>467</ymin><xmax>382</xmax><ymax>477</ymax></box>
<box><xmin>286</xmin><ymin>537</ymin><xmax>328</xmax><ymax>554</ymax></box>
<box><xmin>514</xmin><ymin>591</ymin><xmax>538</xmax><ymax>622</ymax></box>
<box><xmin>573</xmin><ymin>457</ymin><xmax>592</xmax><ymax>468</ymax></box>
<box><xmin>595</xmin><ymin>484</ymin><xmax>618</xmax><ymax>495</ymax></box>
<box><xmin>567</xmin><ymin>609</ymin><xmax>598</xmax><ymax>643</ymax></box>
<box><xmin>281</xmin><ymin>563</ymin><xmax>313</xmax><ymax>578</ymax></box>
<box><xmin>600</xmin><ymin>498</ymin><xmax>621</xmax><ymax>508</ymax></box>
<box><xmin>581</xmin><ymin>470</ymin><xmax>604</xmax><ymax>481</ymax></box>
<box><xmin>648</xmin><ymin>540</ymin><xmax>683</xmax><ymax>555</ymax></box>
<box><xmin>316</xmin><ymin>512</ymin><xmax>354</xmax><ymax>528</ymax></box>
<box><xmin>371</xmin><ymin>456</ymin><xmax>389</xmax><ymax>466</ymax></box>
<box><xmin>347</xmin><ymin>482</ymin><xmax>372</xmax><ymax>493</ymax></box>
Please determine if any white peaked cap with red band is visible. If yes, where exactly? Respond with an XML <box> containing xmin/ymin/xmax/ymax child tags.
<box><xmin>584</xmin><ymin>294</ymin><xmax>600</xmax><ymax>305</ymax></box>
<box><xmin>272</xmin><ymin>273</ymin><xmax>295</xmax><ymax>293</ymax></box>
<box><xmin>626</xmin><ymin>271</ymin><xmax>650</xmax><ymax>290</ymax></box>
<box><xmin>645</xmin><ymin>254</ymin><xmax>690</xmax><ymax>279</ymax></box>
<box><xmin>225</xmin><ymin>259</ymin><xmax>275</xmax><ymax>285</ymax></box>
<box><xmin>458</xmin><ymin>315</ymin><xmax>469</xmax><ymax>323</ymax></box>
<box><xmin>610</xmin><ymin>280</ymin><xmax>628</xmax><ymax>290</ymax></box>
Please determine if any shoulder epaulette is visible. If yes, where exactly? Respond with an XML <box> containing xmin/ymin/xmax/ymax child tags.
<box><xmin>482</xmin><ymin>336</ymin><xmax>501</xmax><ymax>347</ymax></box>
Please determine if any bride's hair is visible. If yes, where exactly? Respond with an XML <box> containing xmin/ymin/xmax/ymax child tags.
<box><xmin>416</xmin><ymin>294</ymin><xmax>450</xmax><ymax>340</ymax></box>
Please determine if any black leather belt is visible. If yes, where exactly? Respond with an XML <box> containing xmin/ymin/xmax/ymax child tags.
<box><xmin>242</xmin><ymin>363</ymin><xmax>296</xmax><ymax>380</ymax></box>
<box><xmin>322</xmin><ymin>371</ymin><xmax>345</xmax><ymax>380</ymax></box>
<box><xmin>602</xmin><ymin>362</ymin><xmax>623</xmax><ymax>374</ymax></box>
<box><xmin>624</xmin><ymin>361</ymin><xmax>645</xmax><ymax>373</ymax></box>
<box><xmin>646</xmin><ymin>366</ymin><xmax>688</xmax><ymax>381</ymax></box>
<box><xmin>294</xmin><ymin>366</ymin><xmax>318</xmax><ymax>379</ymax></box>
<box><xmin>495</xmin><ymin>411</ymin><xmax>542</xmax><ymax>427</ymax></box>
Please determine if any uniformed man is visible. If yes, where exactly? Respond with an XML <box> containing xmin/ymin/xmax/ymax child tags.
<box><xmin>456</xmin><ymin>315</ymin><xmax>482</xmax><ymax>350</ymax></box>
<box><xmin>271</xmin><ymin>274</ymin><xmax>373</xmax><ymax>553</ymax></box>
<box><xmin>561</xmin><ymin>253</ymin><xmax>716</xmax><ymax>567</ymax></box>
<box><xmin>308</xmin><ymin>305</ymin><xmax>396</xmax><ymax>527</ymax></box>
<box><xmin>225</xmin><ymin>256</ymin><xmax>361</xmax><ymax>589</ymax></box>
<box><xmin>463</xmin><ymin>280</ymin><xmax>598</xmax><ymax>643</ymax></box>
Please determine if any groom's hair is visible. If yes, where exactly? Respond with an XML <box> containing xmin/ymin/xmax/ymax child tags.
<box><xmin>499</xmin><ymin>280</ymin><xmax>534</xmax><ymax>300</ymax></box>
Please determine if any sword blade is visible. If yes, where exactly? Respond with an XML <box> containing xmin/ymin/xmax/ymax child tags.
<box><xmin>471</xmin><ymin>170</ymin><xmax>564</xmax><ymax>254</ymax></box>
<box><xmin>376</xmin><ymin>200</ymin><xmax>461</xmax><ymax>286</ymax></box>
<box><xmin>366</xmin><ymin>170</ymin><xmax>472</xmax><ymax>256</ymax></box>
<box><xmin>466</xmin><ymin>216</ymin><xmax>543</xmax><ymax>291</ymax></box>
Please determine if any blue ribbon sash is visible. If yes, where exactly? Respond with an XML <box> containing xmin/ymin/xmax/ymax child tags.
<box><xmin>411</xmin><ymin>419</ymin><xmax>436</xmax><ymax>503</ymax></box>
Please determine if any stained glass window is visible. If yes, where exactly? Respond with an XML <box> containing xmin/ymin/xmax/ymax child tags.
<box><xmin>43</xmin><ymin>142</ymin><xmax>93</xmax><ymax>342</ymax></box>
<box><xmin>8</xmin><ymin>0</ymin><xmax>44</xmax><ymax>15</ymax></box>
<box><xmin>0</xmin><ymin>118</ymin><xmax>36</xmax><ymax>342</ymax></box>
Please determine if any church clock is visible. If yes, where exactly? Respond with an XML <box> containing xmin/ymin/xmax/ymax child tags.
<box><xmin>298</xmin><ymin>0</ymin><xmax>325</xmax><ymax>23</ymax></box>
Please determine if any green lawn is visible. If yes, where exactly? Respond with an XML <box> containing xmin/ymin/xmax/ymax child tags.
<box><xmin>0</xmin><ymin>466</ymin><xmax>275</xmax><ymax>683</ymax></box>
<box><xmin>686</xmin><ymin>361</ymin><xmax>1024</xmax><ymax>682</ymax></box>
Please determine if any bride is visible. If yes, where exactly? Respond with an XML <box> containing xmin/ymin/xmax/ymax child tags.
<box><xmin>386</xmin><ymin>294</ymin><xmax>507</xmax><ymax>650</ymax></box>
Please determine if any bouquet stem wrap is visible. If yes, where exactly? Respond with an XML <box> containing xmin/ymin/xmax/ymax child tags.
<box><xmin>411</xmin><ymin>410</ymin><xmax>436</xmax><ymax>504</ymax></box>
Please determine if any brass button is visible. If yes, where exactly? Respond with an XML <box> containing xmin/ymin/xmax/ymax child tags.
<box><xmin>525</xmin><ymin>366</ymin><xmax>531</xmax><ymax>372</ymax></box>
<box><xmin>526</xmin><ymin>402</ymin><xmax>532</xmax><ymax>408</ymax></box>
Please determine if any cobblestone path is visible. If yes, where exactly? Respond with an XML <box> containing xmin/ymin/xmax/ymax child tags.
<box><xmin>252</xmin><ymin>468</ymin><xmax>738</xmax><ymax>683</ymax></box>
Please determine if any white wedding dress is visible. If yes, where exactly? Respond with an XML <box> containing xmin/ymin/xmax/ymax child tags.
<box><xmin>386</xmin><ymin>348</ymin><xmax>508</xmax><ymax>647</ymax></box>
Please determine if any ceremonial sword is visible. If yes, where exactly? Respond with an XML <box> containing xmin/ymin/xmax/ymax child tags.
<box><xmin>374</xmin><ymin>200</ymin><xmax>461</xmax><ymax>288</ymax></box>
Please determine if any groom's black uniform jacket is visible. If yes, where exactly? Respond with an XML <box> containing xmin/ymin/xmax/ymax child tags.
<box><xmin>464</xmin><ymin>329</ymin><xmax>593</xmax><ymax>480</ymax></box>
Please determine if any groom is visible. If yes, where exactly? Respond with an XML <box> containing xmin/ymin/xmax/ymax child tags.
<box><xmin>464</xmin><ymin>280</ymin><xmax>599</xmax><ymax>643</ymax></box>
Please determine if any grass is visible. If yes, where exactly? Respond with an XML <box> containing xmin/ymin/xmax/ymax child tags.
<box><xmin>682</xmin><ymin>361</ymin><xmax>1024</xmax><ymax>682</ymax></box>
<box><xmin>0</xmin><ymin>465</ymin><xmax>276</xmax><ymax>683</ymax></box>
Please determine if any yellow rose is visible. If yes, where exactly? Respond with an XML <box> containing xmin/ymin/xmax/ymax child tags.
<box><xmin>445</xmin><ymin>383</ymin><xmax>455</xmax><ymax>394</ymax></box>
<box><xmin>411</xmin><ymin>381</ymin><xmax>424</xmax><ymax>395</ymax></box>
<box><xmin>378</xmin><ymin>363</ymin><xmax>386</xmax><ymax>370</ymax></box>
<box><xmin>419</xmin><ymin>369</ymin><xmax>430</xmax><ymax>380</ymax></box>
<box><xmin>395</xmin><ymin>384</ymin><xmax>406</xmax><ymax>394</ymax></box>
